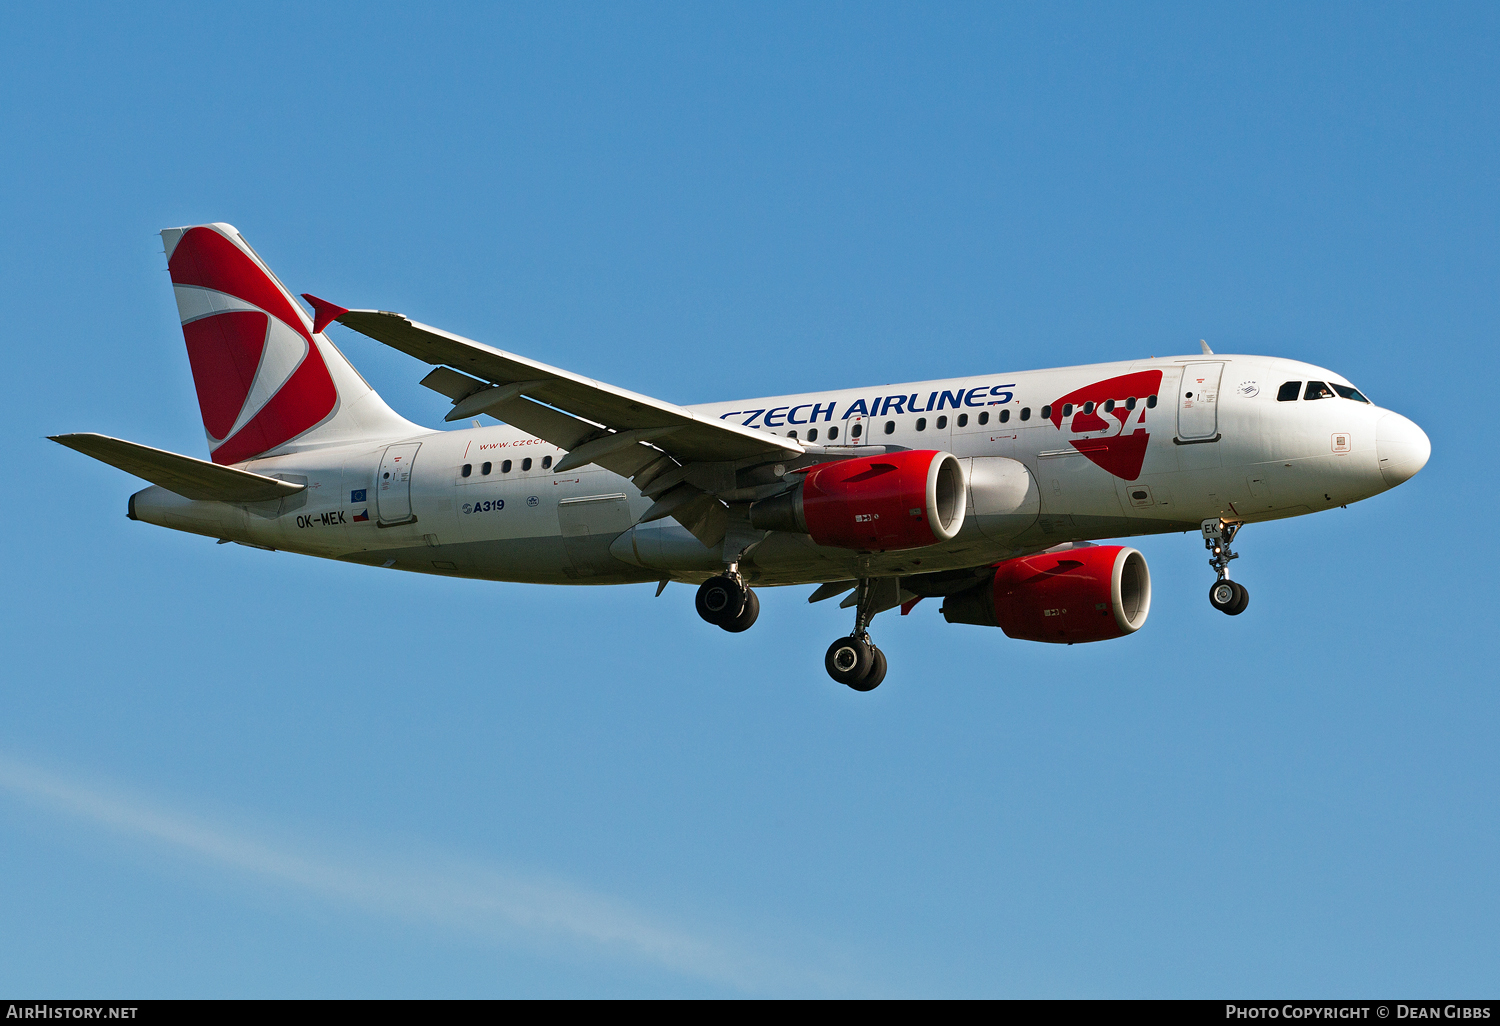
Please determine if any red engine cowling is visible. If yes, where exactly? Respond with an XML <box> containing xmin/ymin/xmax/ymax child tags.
<box><xmin>750</xmin><ymin>449</ymin><xmax>966</xmax><ymax>551</ymax></box>
<box><xmin>940</xmin><ymin>545</ymin><xmax>1151</xmax><ymax>643</ymax></box>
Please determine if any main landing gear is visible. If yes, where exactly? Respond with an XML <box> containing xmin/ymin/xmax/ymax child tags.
<box><xmin>1202</xmin><ymin>518</ymin><xmax>1250</xmax><ymax>616</ymax></box>
<box><xmin>823</xmin><ymin>579</ymin><xmax>892</xmax><ymax>692</ymax></box>
<box><xmin>696</xmin><ymin>572</ymin><xmax>893</xmax><ymax>690</ymax></box>
<box><xmin>695</xmin><ymin>573</ymin><xmax>760</xmax><ymax>633</ymax></box>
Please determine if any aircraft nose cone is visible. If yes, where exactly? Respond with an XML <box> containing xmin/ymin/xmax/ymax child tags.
<box><xmin>1376</xmin><ymin>412</ymin><xmax>1431</xmax><ymax>487</ymax></box>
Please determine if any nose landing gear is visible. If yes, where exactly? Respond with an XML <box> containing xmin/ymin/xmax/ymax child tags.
<box><xmin>1202</xmin><ymin>518</ymin><xmax>1249</xmax><ymax>616</ymax></box>
<box><xmin>696</xmin><ymin>572</ymin><xmax>760</xmax><ymax>632</ymax></box>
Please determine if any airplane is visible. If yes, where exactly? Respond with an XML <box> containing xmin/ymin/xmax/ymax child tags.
<box><xmin>52</xmin><ymin>223</ymin><xmax>1432</xmax><ymax>691</ymax></box>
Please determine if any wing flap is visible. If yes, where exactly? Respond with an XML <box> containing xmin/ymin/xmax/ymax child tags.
<box><xmin>50</xmin><ymin>433</ymin><xmax>305</xmax><ymax>503</ymax></box>
<box><xmin>335</xmin><ymin>309</ymin><xmax>802</xmax><ymax>465</ymax></box>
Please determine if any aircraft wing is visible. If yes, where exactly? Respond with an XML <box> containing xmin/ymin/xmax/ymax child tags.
<box><xmin>320</xmin><ymin>304</ymin><xmax>804</xmax><ymax>474</ymax></box>
<box><xmin>50</xmin><ymin>433</ymin><xmax>305</xmax><ymax>503</ymax></box>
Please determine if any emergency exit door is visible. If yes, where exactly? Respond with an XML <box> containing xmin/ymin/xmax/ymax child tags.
<box><xmin>1177</xmin><ymin>363</ymin><xmax>1223</xmax><ymax>441</ymax></box>
<box><xmin>377</xmin><ymin>443</ymin><xmax>421</xmax><ymax>524</ymax></box>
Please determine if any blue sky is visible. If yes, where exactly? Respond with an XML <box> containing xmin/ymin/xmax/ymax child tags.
<box><xmin>2</xmin><ymin>2</ymin><xmax>1496</xmax><ymax>997</ymax></box>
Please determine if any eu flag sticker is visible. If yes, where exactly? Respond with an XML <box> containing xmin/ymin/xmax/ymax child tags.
<box><xmin>351</xmin><ymin>489</ymin><xmax>367</xmax><ymax>502</ymax></box>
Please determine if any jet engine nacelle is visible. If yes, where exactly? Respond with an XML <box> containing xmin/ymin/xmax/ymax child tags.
<box><xmin>750</xmin><ymin>449</ymin><xmax>966</xmax><ymax>551</ymax></box>
<box><xmin>940</xmin><ymin>545</ymin><xmax>1151</xmax><ymax>643</ymax></box>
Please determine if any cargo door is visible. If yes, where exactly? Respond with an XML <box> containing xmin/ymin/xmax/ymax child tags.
<box><xmin>557</xmin><ymin>492</ymin><xmax>634</xmax><ymax>576</ymax></box>
<box><xmin>376</xmin><ymin>443</ymin><xmax>421</xmax><ymax>525</ymax></box>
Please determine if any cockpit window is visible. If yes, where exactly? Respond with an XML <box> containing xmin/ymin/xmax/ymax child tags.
<box><xmin>1277</xmin><ymin>381</ymin><xmax>1302</xmax><ymax>402</ymax></box>
<box><xmin>1304</xmin><ymin>380</ymin><xmax>1335</xmax><ymax>401</ymax></box>
<box><xmin>1331</xmin><ymin>383</ymin><xmax>1371</xmax><ymax>403</ymax></box>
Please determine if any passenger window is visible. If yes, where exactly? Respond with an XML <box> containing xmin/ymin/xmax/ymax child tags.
<box><xmin>542</xmin><ymin>455</ymin><xmax>553</xmax><ymax>469</ymax></box>
<box><xmin>502</xmin><ymin>459</ymin><xmax>512</xmax><ymax>473</ymax></box>
<box><xmin>1062</xmin><ymin>403</ymin><xmax>1074</xmax><ymax>417</ymax></box>
<box><xmin>481</xmin><ymin>462</ymin><xmax>491</xmax><ymax>475</ymax></box>
<box><xmin>1147</xmin><ymin>395</ymin><xmax>1158</xmax><ymax>408</ymax></box>
<box><xmin>957</xmin><ymin>413</ymin><xmax>968</xmax><ymax>427</ymax></box>
<box><xmin>978</xmin><ymin>411</ymin><xmax>989</xmax><ymax>425</ymax></box>
<box><xmin>522</xmin><ymin>457</ymin><xmax>533</xmax><ymax>471</ymax></box>
<box><xmin>915</xmin><ymin>418</ymin><xmax>926</xmax><ymax>431</ymax></box>
<box><xmin>1020</xmin><ymin>407</ymin><xmax>1031</xmax><ymax>421</ymax></box>
<box><xmin>1304</xmin><ymin>380</ymin><xmax>1334</xmax><ymax>401</ymax></box>
<box><xmin>936</xmin><ymin>415</ymin><xmax>947</xmax><ymax>429</ymax></box>
<box><xmin>807</xmin><ymin>428</ymin><xmax>818</xmax><ymax>441</ymax></box>
<box><xmin>884</xmin><ymin>420</ymin><xmax>895</xmax><ymax>435</ymax></box>
<box><xmin>1332</xmin><ymin>383</ymin><xmax>1371</xmax><ymax>403</ymax></box>
<box><xmin>1277</xmin><ymin>381</ymin><xmax>1302</xmax><ymax>402</ymax></box>
<box><xmin>1126</xmin><ymin>396</ymin><xmax>1137</xmax><ymax>410</ymax></box>
<box><xmin>851</xmin><ymin>423</ymin><xmax>862</xmax><ymax>439</ymax></box>
<box><xmin>1082</xmin><ymin>402</ymin><xmax>1094</xmax><ymax>415</ymax></box>
<box><xmin>999</xmin><ymin>409</ymin><xmax>1010</xmax><ymax>423</ymax></box>
<box><xmin>1103</xmin><ymin>399</ymin><xmax>1114</xmax><ymax>412</ymax></box>
<box><xmin>787</xmin><ymin>430</ymin><xmax>798</xmax><ymax>440</ymax></box>
<box><xmin>828</xmin><ymin>426</ymin><xmax>839</xmax><ymax>440</ymax></box>
<box><xmin>461</xmin><ymin>464</ymin><xmax>472</xmax><ymax>478</ymax></box>
<box><xmin>1041</xmin><ymin>405</ymin><xmax>1052</xmax><ymax>418</ymax></box>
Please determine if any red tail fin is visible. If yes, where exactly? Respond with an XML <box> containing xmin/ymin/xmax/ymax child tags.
<box><xmin>165</xmin><ymin>224</ymin><xmax>336</xmax><ymax>464</ymax></box>
<box><xmin>162</xmin><ymin>223</ymin><xmax>414</xmax><ymax>464</ymax></box>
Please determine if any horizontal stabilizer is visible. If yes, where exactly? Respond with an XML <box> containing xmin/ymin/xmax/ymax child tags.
<box><xmin>49</xmin><ymin>433</ymin><xmax>305</xmax><ymax>503</ymax></box>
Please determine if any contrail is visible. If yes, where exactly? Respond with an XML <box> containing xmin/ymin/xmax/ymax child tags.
<box><xmin>0</xmin><ymin>754</ymin><xmax>841</xmax><ymax>992</ymax></box>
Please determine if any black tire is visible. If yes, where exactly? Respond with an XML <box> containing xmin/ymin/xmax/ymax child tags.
<box><xmin>1209</xmin><ymin>579</ymin><xmax>1239</xmax><ymax>614</ymax></box>
<box><xmin>1227</xmin><ymin>581</ymin><xmax>1249</xmax><ymax>616</ymax></box>
<box><xmin>696</xmin><ymin>576</ymin><xmax>746</xmax><ymax>625</ymax></box>
<box><xmin>825</xmin><ymin>636</ymin><xmax>874</xmax><ymax>685</ymax></box>
<box><xmin>720</xmin><ymin>587</ymin><xmax>760</xmax><ymax>633</ymax></box>
<box><xmin>848</xmin><ymin>646</ymin><xmax>887</xmax><ymax>692</ymax></box>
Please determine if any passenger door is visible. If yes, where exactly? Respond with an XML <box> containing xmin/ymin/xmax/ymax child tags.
<box><xmin>376</xmin><ymin>443</ymin><xmax>421</xmax><ymax>525</ymax></box>
<box><xmin>1177</xmin><ymin>363</ymin><xmax>1224</xmax><ymax>441</ymax></box>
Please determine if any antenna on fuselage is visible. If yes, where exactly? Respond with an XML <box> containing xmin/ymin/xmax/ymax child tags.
<box><xmin>1200</xmin><ymin>339</ymin><xmax>1214</xmax><ymax>355</ymax></box>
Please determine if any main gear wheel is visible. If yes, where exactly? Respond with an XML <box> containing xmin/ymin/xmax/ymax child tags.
<box><xmin>825</xmin><ymin>635</ymin><xmax>887</xmax><ymax>690</ymax></box>
<box><xmin>696</xmin><ymin>574</ymin><xmax>747</xmax><ymax>626</ymax></box>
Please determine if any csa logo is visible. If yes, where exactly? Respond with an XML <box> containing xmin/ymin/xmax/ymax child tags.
<box><xmin>1046</xmin><ymin>370</ymin><xmax>1164</xmax><ymax>481</ymax></box>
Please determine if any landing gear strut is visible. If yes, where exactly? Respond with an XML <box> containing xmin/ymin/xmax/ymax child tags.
<box><xmin>1202</xmin><ymin>518</ymin><xmax>1250</xmax><ymax>616</ymax></box>
<box><xmin>824</xmin><ymin>579</ymin><xmax>890</xmax><ymax>691</ymax></box>
<box><xmin>696</xmin><ymin>573</ymin><xmax>760</xmax><ymax>633</ymax></box>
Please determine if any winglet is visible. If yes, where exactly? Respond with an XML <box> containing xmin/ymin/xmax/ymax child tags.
<box><xmin>302</xmin><ymin>294</ymin><xmax>350</xmax><ymax>335</ymax></box>
<box><xmin>1200</xmin><ymin>339</ymin><xmax>1214</xmax><ymax>355</ymax></box>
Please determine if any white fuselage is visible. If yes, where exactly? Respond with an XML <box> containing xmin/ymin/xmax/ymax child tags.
<box><xmin>129</xmin><ymin>354</ymin><xmax>1426</xmax><ymax>587</ymax></box>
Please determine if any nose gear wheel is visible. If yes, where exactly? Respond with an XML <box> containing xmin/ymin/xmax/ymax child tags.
<box><xmin>1209</xmin><ymin>578</ymin><xmax>1249</xmax><ymax>615</ymax></box>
